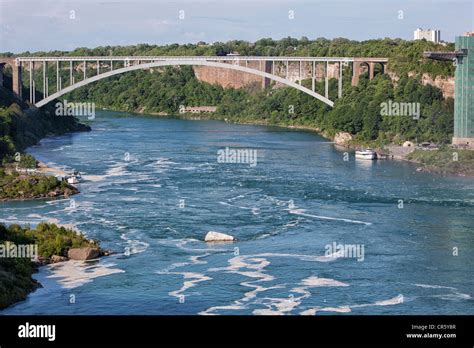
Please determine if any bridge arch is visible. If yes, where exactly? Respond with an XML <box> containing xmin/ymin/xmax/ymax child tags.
<box><xmin>35</xmin><ymin>60</ymin><xmax>334</xmax><ymax>108</ymax></box>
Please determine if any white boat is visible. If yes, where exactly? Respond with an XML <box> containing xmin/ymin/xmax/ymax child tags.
<box><xmin>65</xmin><ymin>171</ymin><xmax>82</xmax><ymax>185</ymax></box>
<box><xmin>355</xmin><ymin>148</ymin><xmax>377</xmax><ymax>160</ymax></box>
<box><xmin>66</xmin><ymin>176</ymin><xmax>79</xmax><ymax>184</ymax></box>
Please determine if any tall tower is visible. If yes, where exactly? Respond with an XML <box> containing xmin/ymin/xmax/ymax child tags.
<box><xmin>424</xmin><ymin>32</ymin><xmax>474</xmax><ymax>147</ymax></box>
<box><xmin>453</xmin><ymin>33</ymin><xmax>474</xmax><ymax>146</ymax></box>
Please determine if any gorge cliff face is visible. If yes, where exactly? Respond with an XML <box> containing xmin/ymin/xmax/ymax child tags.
<box><xmin>387</xmin><ymin>70</ymin><xmax>454</xmax><ymax>99</ymax></box>
<box><xmin>419</xmin><ymin>73</ymin><xmax>454</xmax><ymax>99</ymax></box>
<box><xmin>193</xmin><ymin>60</ymin><xmax>271</xmax><ymax>89</ymax></box>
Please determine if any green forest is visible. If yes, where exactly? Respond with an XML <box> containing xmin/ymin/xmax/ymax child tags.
<box><xmin>5</xmin><ymin>37</ymin><xmax>454</xmax><ymax>77</ymax></box>
<box><xmin>0</xmin><ymin>87</ymin><xmax>90</xmax><ymax>162</ymax></box>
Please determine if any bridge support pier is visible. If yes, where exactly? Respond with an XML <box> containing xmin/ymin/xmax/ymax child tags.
<box><xmin>0</xmin><ymin>58</ymin><xmax>23</xmax><ymax>98</ymax></box>
<box><xmin>262</xmin><ymin>61</ymin><xmax>272</xmax><ymax>88</ymax></box>
<box><xmin>369</xmin><ymin>62</ymin><xmax>375</xmax><ymax>80</ymax></box>
<box><xmin>0</xmin><ymin>63</ymin><xmax>5</xmax><ymax>88</ymax></box>
<box><xmin>12</xmin><ymin>62</ymin><xmax>22</xmax><ymax>99</ymax></box>
<box><xmin>352</xmin><ymin>61</ymin><xmax>362</xmax><ymax>86</ymax></box>
<box><xmin>352</xmin><ymin>60</ymin><xmax>386</xmax><ymax>86</ymax></box>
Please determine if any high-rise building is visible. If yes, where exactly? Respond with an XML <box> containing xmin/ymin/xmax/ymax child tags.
<box><xmin>453</xmin><ymin>33</ymin><xmax>474</xmax><ymax>147</ymax></box>
<box><xmin>414</xmin><ymin>28</ymin><xmax>441</xmax><ymax>43</ymax></box>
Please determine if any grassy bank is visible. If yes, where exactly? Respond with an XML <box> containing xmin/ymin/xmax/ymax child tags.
<box><xmin>0</xmin><ymin>170</ymin><xmax>78</xmax><ymax>201</ymax></box>
<box><xmin>407</xmin><ymin>148</ymin><xmax>474</xmax><ymax>176</ymax></box>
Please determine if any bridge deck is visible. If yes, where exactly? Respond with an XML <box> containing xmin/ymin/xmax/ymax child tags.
<box><xmin>16</xmin><ymin>56</ymin><xmax>389</xmax><ymax>63</ymax></box>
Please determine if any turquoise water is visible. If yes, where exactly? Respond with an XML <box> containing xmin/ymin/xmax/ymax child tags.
<box><xmin>2</xmin><ymin>111</ymin><xmax>473</xmax><ymax>315</ymax></box>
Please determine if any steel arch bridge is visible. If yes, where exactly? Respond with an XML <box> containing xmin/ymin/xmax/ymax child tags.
<box><xmin>1</xmin><ymin>56</ymin><xmax>388</xmax><ymax>108</ymax></box>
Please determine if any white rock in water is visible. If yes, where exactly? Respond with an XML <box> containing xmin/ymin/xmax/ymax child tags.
<box><xmin>205</xmin><ymin>231</ymin><xmax>235</xmax><ymax>242</ymax></box>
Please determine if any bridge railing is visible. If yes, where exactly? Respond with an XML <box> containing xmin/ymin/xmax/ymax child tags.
<box><xmin>16</xmin><ymin>56</ymin><xmax>389</xmax><ymax>63</ymax></box>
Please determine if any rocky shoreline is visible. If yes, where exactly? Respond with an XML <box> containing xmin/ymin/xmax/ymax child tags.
<box><xmin>2</xmin><ymin>247</ymin><xmax>112</xmax><ymax>310</ymax></box>
<box><xmin>0</xmin><ymin>172</ymin><xmax>79</xmax><ymax>202</ymax></box>
<box><xmin>0</xmin><ymin>185</ymin><xmax>78</xmax><ymax>202</ymax></box>
<box><xmin>0</xmin><ymin>156</ymin><xmax>115</xmax><ymax>309</ymax></box>
<box><xmin>0</xmin><ymin>222</ymin><xmax>113</xmax><ymax>310</ymax></box>
<box><xmin>329</xmin><ymin>131</ymin><xmax>474</xmax><ymax>177</ymax></box>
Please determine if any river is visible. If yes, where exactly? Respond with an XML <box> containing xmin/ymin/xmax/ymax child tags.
<box><xmin>2</xmin><ymin>111</ymin><xmax>473</xmax><ymax>315</ymax></box>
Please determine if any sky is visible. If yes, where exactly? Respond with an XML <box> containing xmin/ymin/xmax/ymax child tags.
<box><xmin>0</xmin><ymin>0</ymin><xmax>473</xmax><ymax>53</ymax></box>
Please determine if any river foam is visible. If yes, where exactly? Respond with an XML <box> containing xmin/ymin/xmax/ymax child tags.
<box><xmin>44</xmin><ymin>260</ymin><xmax>125</xmax><ymax>289</ymax></box>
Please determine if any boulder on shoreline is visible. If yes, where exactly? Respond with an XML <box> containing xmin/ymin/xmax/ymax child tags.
<box><xmin>204</xmin><ymin>231</ymin><xmax>235</xmax><ymax>243</ymax></box>
<box><xmin>50</xmin><ymin>255</ymin><xmax>68</xmax><ymax>263</ymax></box>
<box><xmin>68</xmin><ymin>247</ymin><xmax>100</xmax><ymax>260</ymax></box>
<box><xmin>334</xmin><ymin>132</ymin><xmax>353</xmax><ymax>146</ymax></box>
<box><xmin>101</xmin><ymin>250</ymin><xmax>114</xmax><ymax>256</ymax></box>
